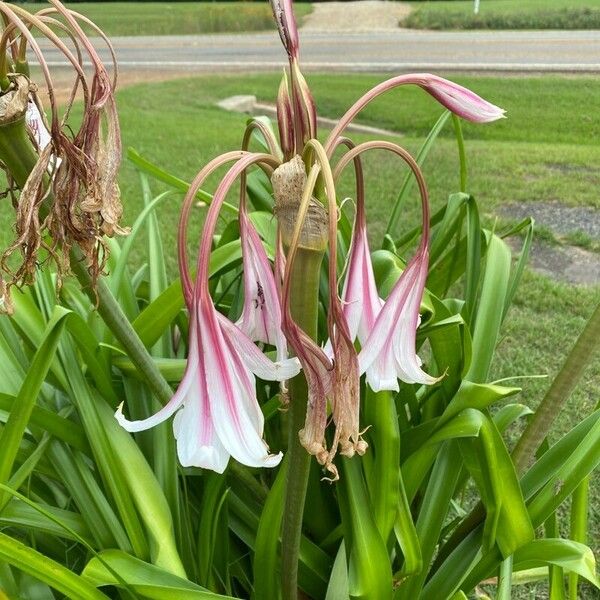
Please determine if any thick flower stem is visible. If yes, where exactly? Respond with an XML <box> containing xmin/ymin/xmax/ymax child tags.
<box><xmin>71</xmin><ymin>257</ymin><xmax>174</xmax><ymax>405</ymax></box>
<box><xmin>0</xmin><ymin>117</ymin><xmax>39</xmax><ymax>188</ymax></box>
<box><xmin>281</xmin><ymin>246</ymin><xmax>324</xmax><ymax>600</ymax></box>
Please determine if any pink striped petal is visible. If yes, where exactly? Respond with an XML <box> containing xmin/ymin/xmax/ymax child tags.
<box><xmin>115</xmin><ymin>313</ymin><xmax>231</xmax><ymax>471</ymax></box>
<box><xmin>358</xmin><ymin>248</ymin><xmax>439</xmax><ymax>392</ymax></box>
<box><xmin>219</xmin><ymin>313</ymin><xmax>300</xmax><ymax>381</ymax></box>
<box><xmin>199</xmin><ymin>299</ymin><xmax>283</xmax><ymax>469</ymax></box>
<box><xmin>341</xmin><ymin>213</ymin><xmax>383</xmax><ymax>345</ymax></box>
<box><xmin>236</xmin><ymin>208</ymin><xmax>289</xmax><ymax>363</ymax></box>
<box><xmin>421</xmin><ymin>75</ymin><xmax>505</xmax><ymax>124</ymax></box>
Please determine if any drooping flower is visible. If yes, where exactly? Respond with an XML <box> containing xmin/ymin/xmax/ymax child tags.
<box><xmin>0</xmin><ymin>0</ymin><xmax>126</xmax><ymax>307</ymax></box>
<box><xmin>117</xmin><ymin>296</ymin><xmax>299</xmax><ymax>472</ymax></box>
<box><xmin>332</xmin><ymin>140</ymin><xmax>441</xmax><ymax>393</ymax></box>
<box><xmin>117</xmin><ymin>153</ymin><xmax>300</xmax><ymax>471</ymax></box>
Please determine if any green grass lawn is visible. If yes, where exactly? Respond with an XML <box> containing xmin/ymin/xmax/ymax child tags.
<box><xmin>404</xmin><ymin>0</ymin><xmax>600</xmax><ymax>30</ymax></box>
<box><xmin>20</xmin><ymin>2</ymin><xmax>312</xmax><ymax>36</ymax></box>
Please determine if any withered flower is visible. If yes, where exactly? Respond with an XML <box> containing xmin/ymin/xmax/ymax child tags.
<box><xmin>0</xmin><ymin>0</ymin><xmax>125</xmax><ymax>310</ymax></box>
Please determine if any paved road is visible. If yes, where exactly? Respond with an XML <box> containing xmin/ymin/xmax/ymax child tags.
<box><xmin>38</xmin><ymin>30</ymin><xmax>600</xmax><ymax>73</ymax></box>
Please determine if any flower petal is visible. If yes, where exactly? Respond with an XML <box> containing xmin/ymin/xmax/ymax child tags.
<box><xmin>341</xmin><ymin>212</ymin><xmax>383</xmax><ymax>345</ymax></box>
<box><xmin>219</xmin><ymin>313</ymin><xmax>300</xmax><ymax>381</ymax></box>
<box><xmin>115</xmin><ymin>313</ymin><xmax>203</xmax><ymax>432</ymax></box>
<box><xmin>236</xmin><ymin>208</ymin><xmax>289</xmax><ymax>362</ymax></box>
<box><xmin>200</xmin><ymin>300</ymin><xmax>283</xmax><ymax>469</ymax></box>
<box><xmin>173</xmin><ymin>395</ymin><xmax>229</xmax><ymax>473</ymax></box>
<box><xmin>420</xmin><ymin>75</ymin><xmax>505</xmax><ymax>123</ymax></box>
<box><xmin>358</xmin><ymin>249</ymin><xmax>438</xmax><ymax>391</ymax></box>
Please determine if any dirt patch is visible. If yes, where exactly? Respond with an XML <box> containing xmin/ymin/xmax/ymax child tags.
<box><xmin>545</xmin><ymin>162</ymin><xmax>600</xmax><ymax>176</ymax></box>
<box><xmin>301</xmin><ymin>1</ymin><xmax>412</xmax><ymax>32</ymax></box>
<box><xmin>502</xmin><ymin>201</ymin><xmax>600</xmax><ymax>285</ymax></box>
<box><xmin>507</xmin><ymin>238</ymin><xmax>600</xmax><ymax>286</ymax></box>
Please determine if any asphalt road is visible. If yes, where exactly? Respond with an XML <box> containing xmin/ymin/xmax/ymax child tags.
<box><xmin>38</xmin><ymin>30</ymin><xmax>600</xmax><ymax>73</ymax></box>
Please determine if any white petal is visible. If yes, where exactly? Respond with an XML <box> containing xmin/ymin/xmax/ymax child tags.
<box><xmin>114</xmin><ymin>342</ymin><xmax>198</xmax><ymax>432</ymax></box>
<box><xmin>173</xmin><ymin>397</ymin><xmax>229</xmax><ymax>472</ymax></box>
<box><xmin>219</xmin><ymin>313</ymin><xmax>300</xmax><ymax>381</ymax></box>
<box><xmin>341</xmin><ymin>222</ymin><xmax>383</xmax><ymax>345</ymax></box>
<box><xmin>200</xmin><ymin>304</ymin><xmax>283</xmax><ymax>469</ymax></box>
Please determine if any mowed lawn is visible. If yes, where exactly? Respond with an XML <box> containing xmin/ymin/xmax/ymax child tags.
<box><xmin>22</xmin><ymin>2</ymin><xmax>313</xmax><ymax>36</ymax></box>
<box><xmin>404</xmin><ymin>0</ymin><xmax>600</xmax><ymax>29</ymax></box>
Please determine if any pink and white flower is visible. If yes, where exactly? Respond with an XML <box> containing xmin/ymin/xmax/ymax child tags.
<box><xmin>116</xmin><ymin>154</ymin><xmax>300</xmax><ymax>472</ymax></box>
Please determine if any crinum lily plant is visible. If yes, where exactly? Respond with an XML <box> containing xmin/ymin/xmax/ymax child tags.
<box><xmin>2</xmin><ymin>2</ymin><xmax>598</xmax><ymax>600</ymax></box>
<box><xmin>113</xmin><ymin>0</ymin><xmax>506</xmax><ymax>595</ymax></box>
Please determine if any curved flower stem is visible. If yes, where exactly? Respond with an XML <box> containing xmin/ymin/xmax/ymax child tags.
<box><xmin>71</xmin><ymin>258</ymin><xmax>174</xmax><ymax>405</ymax></box>
<box><xmin>281</xmin><ymin>245</ymin><xmax>324</xmax><ymax>600</ymax></box>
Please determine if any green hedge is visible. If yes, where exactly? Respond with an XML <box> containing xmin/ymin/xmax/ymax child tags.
<box><xmin>403</xmin><ymin>6</ymin><xmax>600</xmax><ymax>30</ymax></box>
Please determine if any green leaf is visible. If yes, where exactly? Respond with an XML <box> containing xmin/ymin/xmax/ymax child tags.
<box><xmin>502</xmin><ymin>217</ymin><xmax>534</xmax><ymax>321</ymax></box>
<box><xmin>197</xmin><ymin>474</ymin><xmax>230</xmax><ymax>588</ymax></box>
<box><xmin>82</xmin><ymin>550</ymin><xmax>235</xmax><ymax>599</ymax></box>
<box><xmin>325</xmin><ymin>543</ymin><xmax>350</xmax><ymax>600</ymax></box>
<box><xmin>0</xmin><ymin>306</ymin><xmax>69</xmax><ymax>494</ymax></box>
<box><xmin>253</xmin><ymin>458</ymin><xmax>287</xmax><ymax>600</ymax></box>
<box><xmin>246</xmin><ymin>168</ymin><xmax>274</xmax><ymax>212</ymax></box>
<box><xmin>0</xmin><ymin>393</ymin><xmax>89</xmax><ymax>453</ymax></box>
<box><xmin>466</xmin><ymin>233</ymin><xmax>511</xmax><ymax>383</ymax></box>
<box><xmin>512</xmin><ymin>540</ymin><xmax>599</xmax><ymax>589</ymax></box>
<box><xmin>109</xmin><ymin>186</ymin><xmax>171</xmax><ymax>299</ymax></box>
<box><xmin>493</xmin><ymin>403</ymin><xmax>533</xmax><ymax>433</ymax></box>
<box><xmin>93</xmin><ymin>400</ymin><xmax>186</xmax><ymax>578</ymax></box>
<box><xmin>526</xmin><ymin>410</ymin><xmax>600</xmax><ymax>528</ymax></box>
<box><xmin>114</xmin><ymin>357</ymin><xmax>186</xmax><ymax>382</ymax></box>
<box><xmin>459</xmin><ymin>414</ymin><xmax>534</xmax><ymax>556</ymax></box>
<box><xmin>339</xmin><ymin>458</ymin><xmax>393</xmax><ymax>600</ymax></box>
<box><xmin>396</xmin><ymin>443</ymin><xmax>462</xmax><ymax>599</ymax></box>
<box><xmin>429</xmin><ymin>193</ymin><xmax>469</xmax><ymax>264</ymax></box>
<box><xmin>0</xmin><ymin>497</ymin><xmax>92</xmax><ymax>542</ymax></box>
<box><xmin>568</xmin><ymin>476</ymin><xmax>590</xmax><ymax>600</ymax></box>
<box><xmin>127</xmin><ymin>147</ymin><xmax>231</xmax><ymax>209</ymax></box>
<box><xmin>520</xmin><ymin>409</ymin><xmax>600</xmax><ymax>501</ymax></box>
<box><xmin>0</xmin><ymin>531</ymin><xmax>108</xmax><ymax>599</ymax></box>
<box><xmin>464</xmin><ymin>195</ymin><xmax>482</xmax><ymax>324</ymax></box>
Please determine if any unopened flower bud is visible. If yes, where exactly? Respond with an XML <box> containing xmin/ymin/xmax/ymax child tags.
<box><xmin>277</xmin><ymin>71</ymin><xmax>294</xmax><ymax>160</ymax></box>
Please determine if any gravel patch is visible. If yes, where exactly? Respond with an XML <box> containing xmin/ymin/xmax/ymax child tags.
<box><xmin>501</xmin><ymin>201</ymin><xmax>600</xmax><ymax>239</ymax></box>
<box><xmin>507</xmin><ymin>238</ymin><xmax>600</xmax><ymax>286</ymax></box>
<box><xmin>301</xmin><ymin>1</ymin><xmax>412</xmax><ymax>32</ymax></box>
<box><xmin>501</xmin><ymin>201</ymin><xmax>600</xmax><ymax>285</ymax></box>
